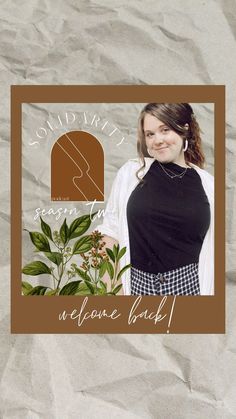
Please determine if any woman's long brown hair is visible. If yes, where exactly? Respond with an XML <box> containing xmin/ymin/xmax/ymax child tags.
<box><xmin>136</xmin><ymin>103</ymin><xmax>205</xmax><ymax>181</ymax></box>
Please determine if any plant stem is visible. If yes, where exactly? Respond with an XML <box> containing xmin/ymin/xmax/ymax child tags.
<box><xmin>87</xmin><ymin>266</ymin><xmax>95</xmax><ymax>283</ymax></box>
<box><xmin>94</xmin><ymin>249</ymin><xmax>98</xmax><ymax>284</ymax></box>
<box><xmin>111</xmin><ymin>259</ymin><xmax>118</xmax><ymax>291</ymax></box>
<box><xmin>56</xmin><ymin>264</ymin><xmax>64</xmax><ymax>291</ymax></box>
<box><xmin>51</xmin><ymin>270</ymin><xmax>60</xmax><ymax>289</ymax></box>
<box><xmin>56</xmin><ymin>248</ymin><xmax>66</xmax><ymax>291</ymax></box>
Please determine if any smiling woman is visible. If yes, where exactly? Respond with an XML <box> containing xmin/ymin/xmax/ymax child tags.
<box><xmin>137</xmin><ymin>103</ymin><xmax>205</xmax><ymax>171</ymax></box>
<box><xmin>95</xmin><ymin>103</ymin><xmax>214</xmax><ymax>296</ymax></box>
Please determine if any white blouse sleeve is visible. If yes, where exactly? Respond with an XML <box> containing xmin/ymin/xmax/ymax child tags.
<box><xmin>92</xmin><ymin>166</ymin><xmax>124</xmax><ymax>241</ymax></box>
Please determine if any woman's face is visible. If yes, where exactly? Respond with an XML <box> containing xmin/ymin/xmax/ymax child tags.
<box><xmin>143</xmin><ymin>114</ymin><xmax>186</xmax><ymax>166</ymax></box>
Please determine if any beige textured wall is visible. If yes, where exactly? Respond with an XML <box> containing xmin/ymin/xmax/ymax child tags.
<box><xmin>0</xmin><ymin>1</ymin><xmax>235</xmax><ymax>417</ymax></box>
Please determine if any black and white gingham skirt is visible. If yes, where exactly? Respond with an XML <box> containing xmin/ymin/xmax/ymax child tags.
<box><xmin>131</xmin><ymin>263</ymin><xmax>200</xmax><ymax>295</ymax></box>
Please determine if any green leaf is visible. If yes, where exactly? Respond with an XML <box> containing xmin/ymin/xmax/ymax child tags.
<box><xmin>40</xmin><ymin>217</ymin><xmax>53</xmax><ymax>241</ymax></box>
<box><xmin>60</xmin><ymin>218</ymin><xmax>68</xmax><ymax>244</ymax></box>
<box><xmin>44</xmin><ymin>252</ymin><xmax>63</xmax><ymax>266</ymax></box>
<box><xmin>84</xmin><ymin>280</ymin><xmax>95</xmax><ymax>294</ymax></box>
<box><xmin>29</xmin><ymin>231</ymin><xmax>51</xmax><ymax>252</ymax></box>
<box><xmin>97</xmin><ymin>286</ymin><xmax>106</xmax><ymax>295</ymax></box>
<box><xmin>113</xmin><ymin>244</ymin><xmax>119</xmax><ymax>258</ymax></box>
<box><xmin>116</xmin><ymin>264</ymin><xmax>132</xmax><ymax>282</ymax></box>
<box><xmin>45</xmin><ymin>289</ymin><xmax>58</xmax><ymax>296</ymax></box>
<box><xmin>59</xmin><ymin>280</ymin><xmax>82</xmax><ymax>295</ymax></box>
<box><xmin>117</xmin><ymin>246</ymin><xmax>126</xmax><ymax>262</ymax></box>
<box><xmin>68</xmin><ymin>213</ymin><xmax>97</xmax><ymax>240</ymax></box>
<box><xmin>106</xmin><ymin>261</ymin><xmax>114</xmax><ymax>280</ymax></box>
<box><xmin>28</xmin><ymin>286</ymin><xmax>49</xmax><ymax>295</ymax></box>
<box><xmin>75</xmin><ymin>283</ymin><xmax>92</xmax><ymax>295</ymax></box>
<box><xmin>99</xmin><ymin>260</ymin><xmax>107</xmax><ymax>278</ymax></box>
<box><xmin>22</xmin><ymin>261</ymin><xmax>51</xmax><ymax>275</ymax></box>
<box><xmin>112</xmin><ymin>283</ymin><xmax>123</xmax><ymax>295</ymax></box>
<box><xmin>73</xmin><ymin>235</ymin><xmax>92</xmax><ymax>254</ymax></box>
<box><xmin>105</xmin><ymin>247</ymin><xmax>115</xmax><ymax>263</ymax></box>
<box><xmin>74</xmin><ymin>267</ymin><xmax>91</xmax><ymax>282</ymax></box>
<box><xmin>99</xmin><ymin>280</ymin><xmax>107</xmax><ymax>292</ymax></box>
<box><xmin>22</xmin><ymin>281</ymin><xmax>33</xmax><ymax>295</ymax></box>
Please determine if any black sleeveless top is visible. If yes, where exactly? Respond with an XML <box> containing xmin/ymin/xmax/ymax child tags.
<box><xmin>126</xmin><ymin>160</ymin><xmax>211</xmax><ymax>274</ymax></box>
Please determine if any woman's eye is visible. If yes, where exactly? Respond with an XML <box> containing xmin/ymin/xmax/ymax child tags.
<box><xmin>146</xmin><ymin>133</ymin><xmax>154</xmax><ymax>138</ymax></box>
<box><xmin>162</xmin><ymin>128</ymin><xmax>169</xmax><ymax>133</ymax></box>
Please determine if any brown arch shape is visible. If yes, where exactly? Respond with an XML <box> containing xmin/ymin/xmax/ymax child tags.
<box><xmin>51</xmin><ymin>130</ymin><xmax>104</xmax><ymax>202</ymax></box>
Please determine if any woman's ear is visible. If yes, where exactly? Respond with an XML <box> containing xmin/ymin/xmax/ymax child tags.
<box><xmin>184</xmin><ymin>123</ymin><xmax>189</xmax><ymax>130</ymax></box>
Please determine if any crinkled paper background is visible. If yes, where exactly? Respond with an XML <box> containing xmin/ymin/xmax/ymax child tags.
<box><xmin>1</xmin><ymin>0</ymin><xmax>236</xmax><ymax>417</ymax></box>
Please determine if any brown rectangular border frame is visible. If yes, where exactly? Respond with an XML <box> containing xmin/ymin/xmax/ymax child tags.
<box><xmin>11</xmin><ymin>85</ymin><xmax>225</xmax><ymax>334</ymax></box>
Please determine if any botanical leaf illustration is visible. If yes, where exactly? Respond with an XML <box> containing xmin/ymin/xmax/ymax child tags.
<box><xmin>22</xmin><ymin>281</ymin><xmax>33</xmax><ymax>295</ymax></box>
<box><xmin>22</xmin><ymin>218</ymin><xmax>129</xmax><ymax>296</ymax></box>
<box><xmin>112</xmin><ymin>283</ymin><xmax>123</xmax><ymax>295</ymax></box>
<box><xmin>22</xmin><ymin>261</ymin><xmax>51</xmax><ymax>275</ymax></box>
<box><xmin>99</xmin><ymin>260</ymin><xmax>107</xmax><ymax>278</ymax></box>
<box><xmin>117</xmin><ymin>246</ymin><xmax>126</xmax><ymax>262</ymax></box>
<box><xmin>40</xmin><ymin>217</ymin><xmax>53</xmax><ymax>241</ymax></box>
<box><xmin>44</xmin><ymin>252</ymin><xmax>63</xmax><ymax>266</ymax></box>
<box><xmin>68</xmin><ymin>213</ymin><xmax>95</xmax><ymax>239</ymax></box>
<box><xmin>73</xmin><ymin>235</ymin><xmax>92</xmax><ymax>254</ymax></box>
<box><xmin>106</xmin><ymin>261</ymin><xmax>114</xmax><ymax>280</ymax></box>
<box><xmin>59</xmin><ymin>280</ymin><xmax>82</xmax><ymax>295</ymax></box>
<box><xmin>116</xmin><ymin>264</ymin><xmax>132</xmax><ymax>282</ymax></box>
<box><xmin>29</xmin><ymin>231</ymin><xmax>51</xmax><ymax>252</ymax></box>
<box><xmin>27</xmin><ymin>286</ymin><xmax>49</xmax><ymax>295</ymax></box>
<box><xmin>74</xmin><ymin>267</ymin><xmax>91</xmax><ymax>282</ymax></box>
<box><xmin>105</xmin><ymin>247</ymin><xmax>115</xmax><ymax>263</ymax></box>
<box><xmin>60</xmin><ymin>218</ymin><xmax>69</xmax><ymax>244</ymax></box>
<box><xmin>75</xmin><ymin>283</ymin><xmax>94</xmax><ymax>295</ymax></box>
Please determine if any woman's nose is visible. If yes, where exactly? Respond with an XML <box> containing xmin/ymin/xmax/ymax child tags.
<box><xmin>152</xmin><ymin>133</ymin><xmax>164</xmax><ymax>144</ymax></box>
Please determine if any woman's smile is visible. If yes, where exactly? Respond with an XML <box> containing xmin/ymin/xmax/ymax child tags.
<box><xmin>155</xmin><ymin>146</ymin><xmax>168</xmax><ymax>151</ymax></box>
